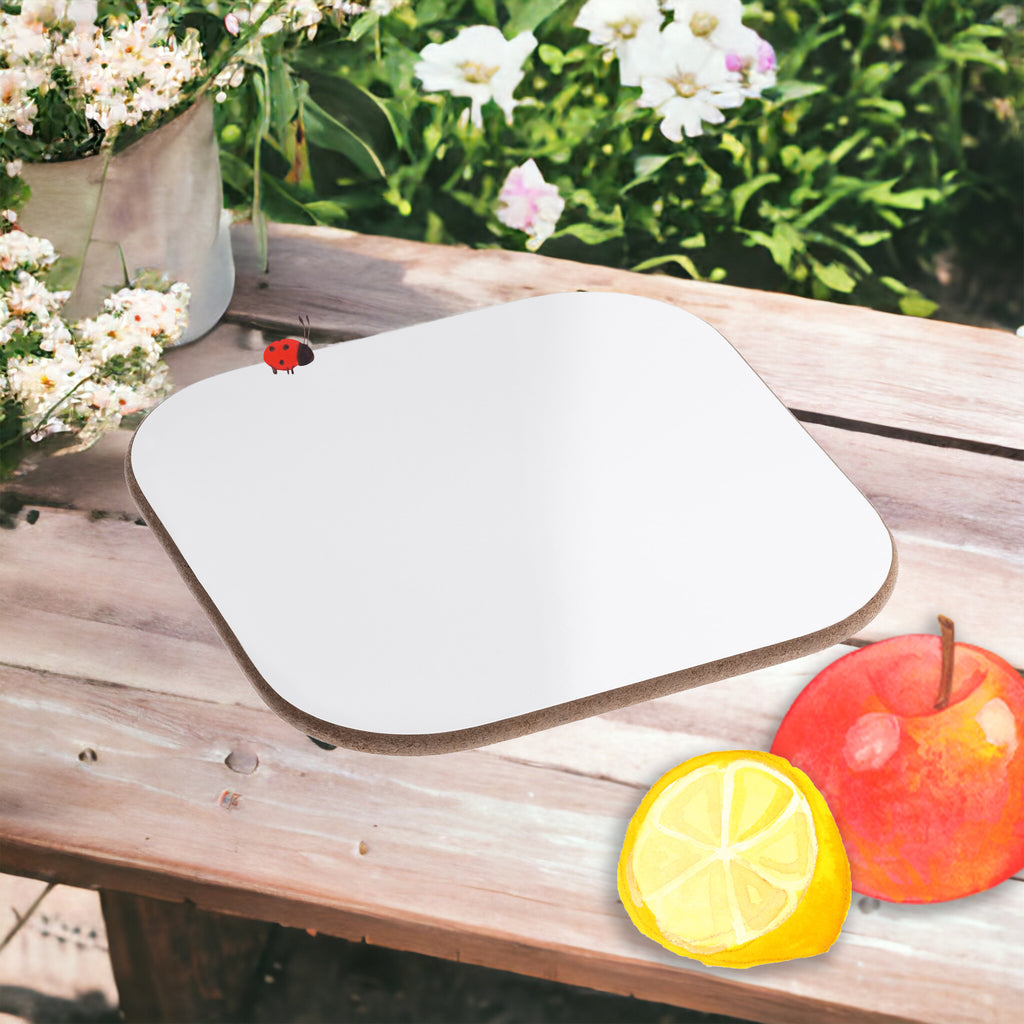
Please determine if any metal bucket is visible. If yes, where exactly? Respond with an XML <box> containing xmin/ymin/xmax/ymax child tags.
<box><xmin>19</xmin><ymin>97</ymin><xmax>234</xmax><ymax>344</ymax></box>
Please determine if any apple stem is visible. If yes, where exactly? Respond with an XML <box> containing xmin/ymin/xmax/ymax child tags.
<box><xmin>934</xmin><ymin>615</ymin><xmax>956</xmax><ymax>710</ymax></box>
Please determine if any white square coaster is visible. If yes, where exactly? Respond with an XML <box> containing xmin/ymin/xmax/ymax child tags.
<box><xmin>127</xmin><ymin>293</ymin><xmax>895</xmax><ymax>753</ymax></box>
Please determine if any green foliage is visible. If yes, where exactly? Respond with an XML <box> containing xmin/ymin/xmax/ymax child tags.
<box><xmin>214</xmin><ymin>0</ymin><xmax>1023</xmax><ymax>321</ymax></box>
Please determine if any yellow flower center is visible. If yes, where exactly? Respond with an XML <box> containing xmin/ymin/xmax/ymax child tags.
<box><xmin>458</xmin><ymin>60</ymin><xmax>500</xmax><ymax>84</ymax></box>
<box><xmin>611</xmin><ymin>17</ymin><xmax>642</xmax><ymax>41</ymax></box>
<box><xmin>670</xmin><ymin>72</ymin><xmax>699</xmax><ymax>98</ymax></box>
<box><xmin>690</xmin><ymin>12</ymin><xmax>718</xmax><ymax>37</ymax></box>
<box><xmin>40</xmin><ymin>374</ymin><xmax>55</xmax><ymax>390</ymax></box>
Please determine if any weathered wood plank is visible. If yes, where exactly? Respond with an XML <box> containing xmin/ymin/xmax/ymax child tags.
<box><xmin>4</xmin><ymin>416</ymin><xmax>1020</xmax><ymax>680</ymax></box>
<box><xmin>0</xmin><ymin>665</ymin><xmax>1019</xmax><ymax>1024</ymax></box>
<box><xmin>100</xmin><ymin>890</ymin><xmax>272</xmax><ymax>1023</ymax></box>
<box><xmin>227</xmin><ymin>224</ymin><xmax>1024</xmax><ymax>449</ymax></box>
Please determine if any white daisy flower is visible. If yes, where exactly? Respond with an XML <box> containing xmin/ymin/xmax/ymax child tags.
<box><xmin>633</xmin><ymin>24</ymin><xmax>744</xmax><ymax>140</ymax></box>
<box><xmin>414</xmin><ymin>25</ymin><xmax>537</xmax><ymax>128</ymax></box>
<box><xmin>574</xmin><ymin>0</ymin><xmax>662</xmax><ymax>48</ymax></box>
<box><xmin>496</xmin><ymin>159</ymin><xmax>565</xmax><ymax>251</ymax></box>
<box><xmin>664</xmin><ymin>0</ymin><xmax>746</xmax><ymax>48</ymax></box>
<box><xmin>722</xmin><ymin>25</ymin><xmax>777</xmax><ymax>98</ymax></box>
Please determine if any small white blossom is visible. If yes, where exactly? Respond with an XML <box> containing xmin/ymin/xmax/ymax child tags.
<box><xmin>574</xmin><ymin>0</ymin><xmax>662</xmax><ymax>49</ymax></box>
<box><xmin>664</xmin><ymin>0</ymin><xmax>746</xmax><ymax>48</ymax></box>
<box><xmin>575</xmin><ymin>0</ymin><xmax>663</xmax><ymax>87</ymax></box>
<box><xmin>632</xmin><ymin>24</ymin><xmax>744</xmax><ymax>140</ymax></box>
<box><xmin>20</xmin><ymin>1</ymin><xmax>98</xmax><ymax>32</ymax></box>
<box><xmin>105</xmin><ymin>283</ymin><xmax>191</xmax><ymax>343</ymax></box>
<box><xmin>0</xmin><ymin>12</ymin><xmax>52</xmax><ymax>63</ymax></box>
<box><xmin>5</xmin><ymin>270</ymin><xmax>69</xmax><ymax>318</ymax></box>
<box><xmin>0</xmin><ymin>67</ymin><xmax>40</xmax><ymax>136</ymax></box>
<box><xmin>0</xmin><ymin>231</ymin><xmax>58</xmax><ymax>273</ymax></box>
<box><xmin>5</xmin><ymin>160</ymin><xmax>23</xmax><ymax>178</ymax></box>
<box><xmin>496</xmin><ymin>159</ymin><xmax>565</xmax><ymax>251</ymax></box>
<box><xmin>55</xmin><ymin>7</ymin><xmax>203</xmax><ymax>130</ymax></box>
<box><xmin>722</xmin><ymin>26</ymin><xmax>777</xmax><ymax>97</ymax></box>
<box><xmin>5</xmin><ymin>348</ymin><xmax>92</xmax><ymax>424</ymax></box>
<box><xmin>415</xmin><ymin>26</ymin><xmax>537</xmax><ymax>128</ymax></box>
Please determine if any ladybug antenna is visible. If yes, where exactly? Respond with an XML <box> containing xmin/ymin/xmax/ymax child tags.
<box><xmin>298</xmin><ymin>314</ymin><xmax>311</xmax><ymax>344</ymax></box>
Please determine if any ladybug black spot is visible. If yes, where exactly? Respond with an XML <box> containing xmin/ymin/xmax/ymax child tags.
<box><xmin>268</xmin><ymin>345</ymin><xmax>275</xmax><ymax>351</ymax></box>
<box><xmin>283</xmin><ymin>342</ymin><xmax>290</xmax><ymax>349</ymax></box>
<box><xmin>278</xmin><ymin>359</ymin><xmax>285</xmax><ymax>366</ymax></box>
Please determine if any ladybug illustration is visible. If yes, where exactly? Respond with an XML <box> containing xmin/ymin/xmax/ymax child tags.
<box><xmin>264</xmin><ymin>316</ymin><xmax>315</xmax><ymax>375</ymax></box>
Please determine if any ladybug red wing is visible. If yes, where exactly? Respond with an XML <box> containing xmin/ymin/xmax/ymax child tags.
<box><xmin>263</xmin><ymin>338</ymin><xmax>300</xmax><ymax>374</ymax></box>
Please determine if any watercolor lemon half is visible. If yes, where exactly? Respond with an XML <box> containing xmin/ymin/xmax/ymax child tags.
<box><xmin>618</xmin><ymin>750</ymin><xmax>851</xmax><ymax>968</ymax></box>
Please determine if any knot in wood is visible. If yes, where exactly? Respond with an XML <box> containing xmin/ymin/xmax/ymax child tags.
<box><xmin>78</xmin><ymin>748</ymin><xmax>98</xmax><ymax>763</ymax></box>
<box><xmin>225</xmin><ymin>747</ymin><xmax>259</xmax><ymax>774</ymax></box>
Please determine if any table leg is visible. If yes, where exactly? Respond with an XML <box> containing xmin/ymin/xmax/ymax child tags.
<box><xmin>99</xmin><ymin>890</ymin><xmax>273</xmax><ymax>1023</ymax></box>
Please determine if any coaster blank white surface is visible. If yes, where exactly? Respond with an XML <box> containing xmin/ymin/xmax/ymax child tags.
<box><xmin>128</xmin><ymin>293</ymin><xmax>893</xmax><ymax>739</ymax></box>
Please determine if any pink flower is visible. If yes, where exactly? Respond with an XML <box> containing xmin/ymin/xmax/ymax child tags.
<box><xmin>496</xmin><ymin>159</ymin><xmax>564</xmax><ymax>251</ymax></box>
<box><xmin>225</xmin><ymin>12</ymin><xmax>240</xmax><ymax>36</ymax></box>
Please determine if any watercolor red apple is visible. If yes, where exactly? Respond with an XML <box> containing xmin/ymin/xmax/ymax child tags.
<box><xmin>771</xmin><ymin>617</ymin><xmax>1024</xmax><ymax>903</ymax></box>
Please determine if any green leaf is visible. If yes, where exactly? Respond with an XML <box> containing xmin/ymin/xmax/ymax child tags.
<box><xmin>550</xmin><ymin>221</ymin><xmax>623</xmax><ymax>245</ymax></box>
<box><xmin>538</xmin><ymin>44</ymin><xmax>565</xmax><ymax>73</ymax></box>
<box><xmin>762</xmin><ymin>81</ymin><xmax>827</xmax><ymax>106</ymax></box>
<box><xmin>302</xmin><ymin>97</ymin><xmax>386</xmax><ymax>178</ymax></box>
<box><xmin>505</xmin><ymin>0</ymin><xmax>571</xmax><ymax>37</ymax></box>
<box><xmin>631</xmin><ymin>253</ymin><xmax>702</xmax><ymax>279</ymax></box>
<box><xmin>266</xmin><ymin>53</ymin><xmax>298</xmax><ymax>143</ymax></box>
<box><xmin>855</xmin><ymin>63</ymin><xmax>899</xmax><ymax>94</ymax></box>
<box><xmin>938</xmin><ymin>40</ymin><xmax>1008</xmax><ymax>72</ymax></box>
<box><xmin>719</xmin><ymin>132</ymin><xmax>745</xmax><ymax>162</ymax></box>
<box><xmin>812</xmin><ymin>261</ymin><xmax>857</xmax><ymax>293</ymax></box>
<box><xmin>731</xmin><ymin>173</ymin><xmax>780</xmax><ymax>222</ymax></box>
<box><xmin>302</xmin><ymin>199</ymin><xmax>351</xmax><ymax>225</ymax></box>
<box><xmin>828</xmin><ymin>129</ymin><xmax>868</xmax><ymax>165</ymax></box>
<box><xmin>857</xmin><ymin>97</ymin><xmax>906</xmax><ymax>118</ymax></box>
<box><xmin>898</xmin><ymin>292</ymin><xmax>940</xmax><ymax>317</ymax></box>
<box><xmin>302</xmin><ymin>71</ymin><xmax>400</xmax><ymax>155</ymax></box>
<box><xmin>879</xmin><ymin>276</ymin><xmax>910</xmax><ymax>295</ymax></box>
<box><xmin>741</xmin><ymin>222</ymin><xmax>803</xmax><ymax>273</ymax></box>
<box><xmin>347</xmin><ymin>11</ymin><xmax>380</xmax><ymax>41</ymax></box>
<box><xmin>622</xmin><ymin>153</ymin><xmax>675</xmax><ymax>192</ymax></box>
<box><xmin>860</xmin><ymin>179</ymin><xmax>942</xmax><ymax>210</ymax></box>
<box><xmin>833</xmin><ymin>224</ymin><xmax>892</xmax><ymax>247</ymax></box>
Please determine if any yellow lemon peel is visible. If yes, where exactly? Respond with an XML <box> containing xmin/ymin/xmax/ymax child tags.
<box><xmin>618</xmin><ymin>750</ymin><xmax>851</xmax><ymax>968</ymax></box>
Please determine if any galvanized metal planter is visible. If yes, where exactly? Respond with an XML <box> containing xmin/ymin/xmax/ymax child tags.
<box><xmin>19</xmin><ymin>97</ymin><xmax>234</xmax><ymax>344</ymax></box>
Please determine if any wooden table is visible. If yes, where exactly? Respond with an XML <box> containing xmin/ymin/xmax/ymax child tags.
<box><xmin>1</xmin><ymin>223</ymin><xmax>1021</xmax><ymax>1024</ymax></box>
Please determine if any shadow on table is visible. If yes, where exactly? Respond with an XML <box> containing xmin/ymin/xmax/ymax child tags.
<box><xmin>238</xmin><ymin>928</ymin><xmax>757</xmax><ymax>1024</ymax></box>
<box><xmin>0</xmin><ymin>986</ymin><xmax>118</xmax><ymax>1024</ymax></box>
<box><xmin>1</xmin><ymin>933</ymin><xmax>759</xmax><ymax>1024</ymax></box>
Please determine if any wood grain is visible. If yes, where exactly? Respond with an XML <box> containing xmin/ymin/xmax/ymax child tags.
<box><xmin>1</xmin><ymin>226</ymin><xmax>1021</xmax><ymax>1024</ymax></box>
<box><xmin>4</xmin><ymin>663</ymin><xmax>1019</xmax><ymax>1024</ymax></box>
<box><xmin>228</xmin><ymin>223</ymin><xmax>1024</xmax><ymax>450</ymax></box>
<box><xmin>1</xmin><ymin>663</ymin><xmax>1020</xmax><ymax>1024</ymax></box>
<box><xmin>100</xmin><ymin>890</ymin><xmax>272</xmax><ymax>1023</ymax></box>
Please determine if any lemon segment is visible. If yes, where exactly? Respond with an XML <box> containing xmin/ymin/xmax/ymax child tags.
<box><xmin>618</xmin><ymin>750</ymin><xmax>851</xmax><ymax>968</ymax></box>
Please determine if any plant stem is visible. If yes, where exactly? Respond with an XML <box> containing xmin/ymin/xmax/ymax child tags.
<box><xmin>193</xmin><ymin>1</ymin><xmax>288</xmax><ymax>101</ymax></box>
<box><xmin>0</xmin><ymin>373</ymin><xmax>95</xmax><ymax>456</ymax></box>
<box><xmin>934</xmin><ymin>614</ymin><xmax>956</xmax><ymax>710</ymax></box>
<box><xmin>0</xmin><ymin>882</ymin><xmax>56</xmax><ymax>955</ymax></box>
